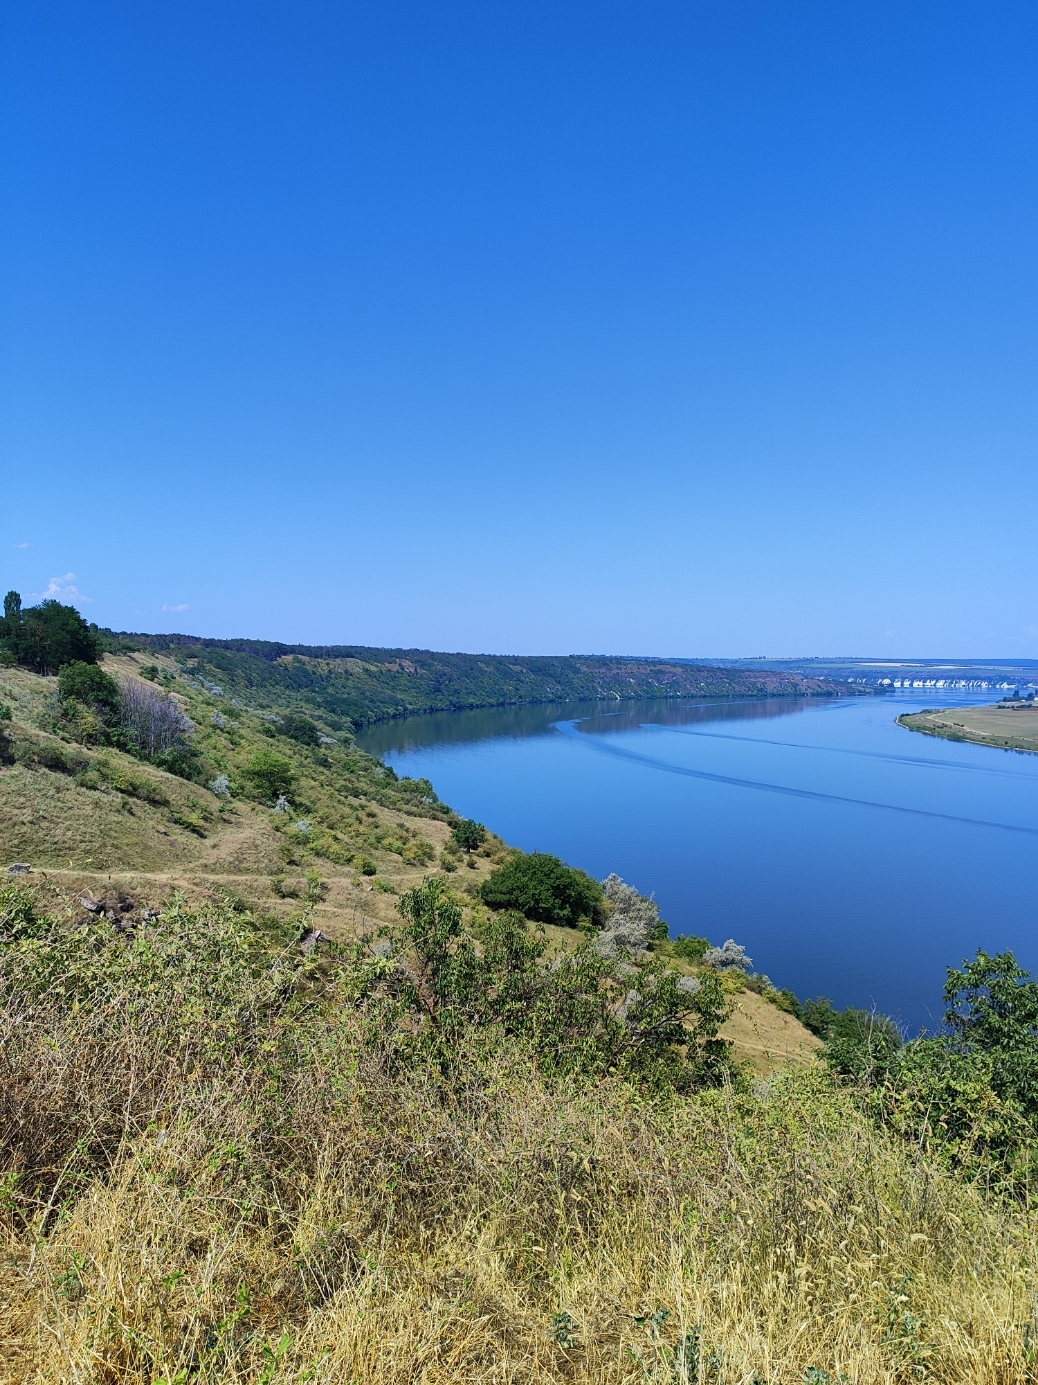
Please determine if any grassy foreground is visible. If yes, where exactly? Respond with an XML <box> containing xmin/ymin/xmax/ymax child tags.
<box><xmin>2</xmin><ymin>648</ymin><xmax>1037</xmax><ymax>1382</ymax></box>
<box><xmin>0</xmin><ymin>885</ymin><xmax>1035</xmax><ymax>1385</ymax></box>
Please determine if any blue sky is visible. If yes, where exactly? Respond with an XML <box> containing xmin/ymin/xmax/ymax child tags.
<box><xmin>3</xmin><ymin>1</ymin><xmax>1037</xmax><ymax>656</ymax></box>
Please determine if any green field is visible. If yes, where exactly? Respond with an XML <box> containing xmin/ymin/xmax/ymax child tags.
<box><xmin>899</xmin><ymin>701</ymin><xmax>1038</xmax><ymax>753</ymax></box>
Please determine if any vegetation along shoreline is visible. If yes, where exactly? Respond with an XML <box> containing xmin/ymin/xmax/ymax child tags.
<box><xmin>900</xmin><ymin>699</ymin><xmax>1038</xmax><ymax>755</ymax></box>
<box><xmin>2</xmin><ymin>591</ymin><xmax>1037</xmax><ymax>1380</ymax></box>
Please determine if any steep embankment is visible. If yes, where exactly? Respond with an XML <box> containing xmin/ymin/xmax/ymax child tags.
<box><xmin>102</xmin><ymin>631</ymin><xmax>858</xmax><ymax>727</ymax></box>
<box><xmin>0</xmin><ymin>653</ymin><xmax>817</xmax><ymax>1073</ymax></box>
<box><xmin>3</xmin><ymin>663</ymin><xmax>1034</xmax><ymax>1381</ymax></box>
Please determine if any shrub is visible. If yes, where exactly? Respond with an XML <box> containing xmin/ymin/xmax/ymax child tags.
<box><xmin>672</xmin><ymin>934</ymin><xmax>711</xmax><ymax>961</ymax></box>
<box><xmin>394</xmin><ymin>878</ymin><xmax>733</xmax><ymax>1089</ymax></box>
<box><xmin>772</xmin><ymin>987</ymin><xmax>803</xmax><ymax>1018</ymax></box>
<box><xmin>704</xmin><ymin>939</ymin><xmax>752</xmax><ymax>971</ymax></box>
<box><xmin>118</xmin><ymin>678</ymin><xmax>193</xmax><ymax>760</ymax></box>
<box><xmin>802</xmin><ymin>997</ymin><xmax>837</xmax><ymax>1037</ymax></box>
<box><xmin>480</xmin><ymin>852</ymin><xmax>604</xmax><ymax>928</ymax></box>
<box><xmin>0</xmin><ymin>703</ymin><xmax>11</xmax><ymax>722</ymax></box>
<box><xmin>276</xmin><ymin>712</ymin><xmax>321</xmax><ymax>746</ymax></box>
<box><xmin>242</xmin><ymin>748</ymin><xmax>296</xmax><ymax>803</ymax></box>
<box><xmin>596</xmin><ymin>874</ymin><xmax>664</xmax><ymax>956</ymax></box>
<box><xmin>875</xmin><ymin>1037</ymin><xmax>1037</xmax><ymax>1181</ymax></box>
<box><xmin>401</xmin><ymin>837</ymin><xmax>435</xmax><ymax>865</ymax></box>
<box><xmin>15</xmin><ymin>739</ymin><xmax>90</xmax><ymax>775</ymax></box>
<box><xmin>943</xmin><ymin>948</ymin><xmax>1038</xmax><ymax>1117</ymax></box>
<box><xmin>93</xmin><ymin>756</ymin><xmax>170</xmax><ymax>805</ymax></box>
<box><xmin>210</xmin><ymin>774</ymin><xmax>232</xmax><ymax>797</ymax></box>
<box><xmin>451</xmin><ymin>818</ymin><xmax>486</xmax><ymax>852</ymax></box>
<box><xmin>58</xmin><ymin>661</ymin><xmax>121</xmax><ymax>714</ymax></box>
<box><xmin>152</xmin><ymin>741</ymin><xmax>204</xmax><ymax>781</ymax></box>
<box><xmin>824</xmin><ymin>1007</ymin><xmax>902</xmax><ymax>1084</ymax></box>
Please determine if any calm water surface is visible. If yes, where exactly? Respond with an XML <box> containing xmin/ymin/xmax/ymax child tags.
<box><xmin>359</xmin><ymin>692</ymin><xmax>1038</xmax><ymax>1029</ymax></box>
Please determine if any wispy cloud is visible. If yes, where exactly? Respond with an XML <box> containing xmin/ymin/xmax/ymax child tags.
<box><xmin>35</xmin><ymin>573</ymin><xmax>89</xmax><ymax>603</ymax></box>
<box><xmin>14</xmin><ymin>542</ymin><xmax>28</xmax><ymax>549</ymax></box>
<box><xmin>162</xmin><ymin>603</ymin><xmax>189</xmax><ymax>613</ymax></box>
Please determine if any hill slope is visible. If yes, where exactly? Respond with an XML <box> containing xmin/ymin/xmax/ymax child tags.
<box><xmin>0</xmin><ymin>653</ymin><xmax>815</xmax><ymax>1073</ymax></box>
<box><xmin>1</xmin><ymin>660</ymin><xmax>1033</xmax><ymax>1381</ymax></box>
<box><xmin>101</xmin><ymin>630</ymin><xmax>857</xmax><ymax>728</ymax></box>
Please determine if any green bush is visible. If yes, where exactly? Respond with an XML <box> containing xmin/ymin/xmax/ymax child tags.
<box><xmin>94</xmin><ymin>756</ymin><xmax>171</xmax><ymax>805</ymax></box>
<box><xmin>671</xmin><ymin>934</ymin><xmax>711</xmax><ymax>961</ymax></box>
<box><xmin>875</xmin><ymin>1038</ymin><xmax>1037</xmax><ymax>1182</ymax></box>
<box><xmin>801</xmin><ymin>997</ymin><xmax>838</xmax><ymax>1036</ymax></box>
<box><xmin>58</xmin><ymin>661</ymin><xmax>121</xmax><ymax>714</ymax></box>
<box><xmin>823</xmin><ymin>1007</ymin><xmax>902</xmax><ymax>1084</ymax></box>
<box><xmin>394</xmin><ymin>879</ymin><xmax>734</xmax><ymax>1090</ymax></box>
<box><xmin>241</xmin><ymin>748</ymin><xmax>296</xmax><ymax>803</ymax></box>
<box><xmin>772</xmin><ymin>988</ymin><xmax>803</xmax><ymax>1018</ymax></box>
<box><xmin>15</xmin><ymin>739</ymin><xmax>90</xmax><ymax>775</ymax></box>
<box><xmin>276</xmin><ymin>712</ymin><xmax>321</xmax><ymax>746</ymax></box>
<box><xmin>480</xmin><ymin>851</ymin><xmax>604</xmax><ymax>929</ymax></box>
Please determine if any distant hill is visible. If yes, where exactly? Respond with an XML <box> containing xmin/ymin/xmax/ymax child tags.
<box><xmin>99</xmin><ymin>630</ymin><xmax>855</xmax><ymax>729</ymax></box>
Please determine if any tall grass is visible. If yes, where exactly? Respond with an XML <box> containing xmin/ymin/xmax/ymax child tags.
<box><xmin>0</xmin><ymin>887</ymin><xmax>1034</xmax><ymax>1383</ymax></box>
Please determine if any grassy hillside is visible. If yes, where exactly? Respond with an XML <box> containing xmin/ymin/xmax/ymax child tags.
<box><xmin>0</xmin><ymin>881</ymin><xmax>1033</xmax><ymax>1384</ymax></box>
<box><xmin>2</xmin><ymin>654</ymin><xmax>1036</xmax><ymax>1382</ymax></box>
<box><xmin>100</xmin><ymin>630</ymin><xmax>856</xmax><ymax>728</ymax></box>
<box><xmin>0</xmin><ymin>654</ymin><xmax>812</xmax><ymax>1071</ymax></box>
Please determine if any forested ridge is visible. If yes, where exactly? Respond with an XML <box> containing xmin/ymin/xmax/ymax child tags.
<box><xmin>99</xmin><ymin>629</ymin><xmax>854</xmax><ymax>728</ymax></box>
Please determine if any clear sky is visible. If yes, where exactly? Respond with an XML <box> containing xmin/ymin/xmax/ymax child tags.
<box><xmin>2</xmin><ymin>2</ymin><xmax>1037</xmax><ymax>656</ymax></box>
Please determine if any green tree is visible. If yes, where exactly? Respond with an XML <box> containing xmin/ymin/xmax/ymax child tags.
<box><xmin>451</xmin><ymin>818</ymin><xmax>486</xmax><ymax>852</ymax></box>
<box><xmin>0</xmin><ymin>594</ymin><xmax>101</xmax><ymax>674</ymax></box>
<box><xmin>58</xmin><ymin>661</ymin><xmax>122</xmax><ymax>714</ymax></box>
<box><xmin>241</xmin><ymin>748</ymin><xmax>296</xmax><ymax>803</ymax></box>
<box><xmin>944</xmin><ymin>949</ymin><xmax>1038</xmax><ymax>1116</ymax></box>
<box><xmin>276</xmin><ymin>712</ymin><xmax>321</xmax><ymax>746</ymax></box>
<box><xmin>2</xmin><ymin>591</ymin><xmax>21</xmax><ymax>627</ymax></box>
<box><xmin>398</xmin><ymin>876</ymin><xmax>478</xmax><ymax>1030</ymax></box>
<box><xmin>480</xmin><ymin>851</ymin><xmax>604</xmax><ymax>928</ymax></box>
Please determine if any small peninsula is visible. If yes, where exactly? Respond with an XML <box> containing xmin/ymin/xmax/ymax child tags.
<box><xmin>899</xmin><ymin>700</ymin><xmax>1038</xmax><ymax>753</ymax></box>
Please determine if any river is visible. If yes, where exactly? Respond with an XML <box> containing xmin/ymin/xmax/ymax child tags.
<box><xmin>358</xmin><ymin>690</ymin><xmax>1038</xmax><ymax>1030</ymax></box>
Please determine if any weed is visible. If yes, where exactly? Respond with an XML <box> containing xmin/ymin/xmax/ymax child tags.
<box><xmin>551</xmin><ymin>1311</ymin><xmax>580</xmax><ymax>1349</ymax></box>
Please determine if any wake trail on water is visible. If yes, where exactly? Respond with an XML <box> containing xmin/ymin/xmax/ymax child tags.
<box><xmin>642</xmin><ymin>724</ymin><xmax>1030</xmax><ymax>779</ymax></box>
<box><xmin>552</xmin><ymin>721</ymin><xmax>1038</xmax><ymax>839</ymax></box>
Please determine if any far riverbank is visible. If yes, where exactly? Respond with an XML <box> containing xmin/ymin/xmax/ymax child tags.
<box><xmin>898</xmin><ymin>702</ymin><xmax>1038</xmax><ymax>754</ymax></box>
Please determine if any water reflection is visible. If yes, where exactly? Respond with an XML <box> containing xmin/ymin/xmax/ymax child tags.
<box><xmin>573</xmin><ymin>697</ymin><xmax>820</xmax><ymax>736</ymax></box>
<box><xmin>355</xmin><ymin>689</ymin><xmax>1038</xmax><ymax>1028</ymax></box>
<box><xmin>358</xmin><ymin>695</ymin><xmax>818</xmax><ymax>756</ymax></box>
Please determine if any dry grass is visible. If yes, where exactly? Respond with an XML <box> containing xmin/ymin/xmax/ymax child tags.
<box><xmin>0</xmin><ymin>892</ymin><xmax>1034</xmax><ymax>1385</ymax></box>
<box><xmin>899</xmin><ymin>704</ymin><xmax>1038</xmax><ymax>755</ymax></box>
